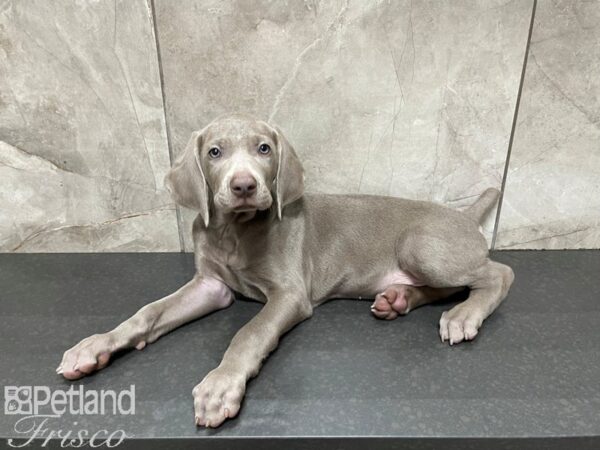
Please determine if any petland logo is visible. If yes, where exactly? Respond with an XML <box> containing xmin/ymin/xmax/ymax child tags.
<box><xmin>4</xmin><ymin>385</ymin><xmax>135</xmax><ymax>448</ymax></box>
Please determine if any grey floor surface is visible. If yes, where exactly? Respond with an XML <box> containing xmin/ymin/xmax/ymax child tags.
<box><xmin>0</xmin><ymin>251</ymin><xmax>599</xmax><ymax>449</ymax></box>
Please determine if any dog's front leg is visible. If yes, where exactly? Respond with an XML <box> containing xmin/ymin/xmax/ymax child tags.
<box><xmin>57</xmin><ymin>275</ymin><xmax>233</xmax><ymax>379</ymax></box>
<box><xmin>193</xmin><ymin>293</ymin><xmax>312</xmax><ymax>428</ymax></box>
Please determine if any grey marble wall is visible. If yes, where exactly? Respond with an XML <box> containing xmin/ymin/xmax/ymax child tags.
<box><xmin>155</xmin><ymin>0</ymin><xmax>533</xmax><ymax>251</ymax></box>
<box><xmin>495</xmin><ymin>0</ymin><xmax>600</xmax><ymax>249</ymax></box>
<box><xmin>0</xmin><ymin>0</ymin><xmax>597</xmax><ymax>252</ymax></box>
<box><xmin>0</xmin><ymin>0</ymin><xmax>179</xmax><ymax>251</ymax></box>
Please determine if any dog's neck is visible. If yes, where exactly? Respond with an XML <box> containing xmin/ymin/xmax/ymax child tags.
<box><xmin>208</xmin><ymin>208</ymin><xmax>274</xmax><ymax>230</ymax></box>
<box><xmin>202</xmin><ymin>208</ymin><xmax>274</xmax><ymax>259</ymax></box>
<box><xmin>222</xmin><ymin>210</ymin><xmax>257</xmax><ymax>224</ymax></box>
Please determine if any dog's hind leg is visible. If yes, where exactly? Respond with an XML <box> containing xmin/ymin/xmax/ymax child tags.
<box><xmin>396</xmin><ymin>224</ymin><xmax>514</xmax><ymax>345</ymax></box>
<box><xmin>438</xmin><ymin>260</ymin><xmax>514</xmax><ymax>345</ymax></box>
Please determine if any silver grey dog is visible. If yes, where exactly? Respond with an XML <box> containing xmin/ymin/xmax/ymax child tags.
<box><xmin>57</xmin><ymin>114</ymin><xmax>514</xmax><ymax>428</ymax></box>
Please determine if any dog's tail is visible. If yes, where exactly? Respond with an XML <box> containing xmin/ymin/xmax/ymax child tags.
<box><xmin>464</xmin><ymin>188</ymin><xmax>500</xmax><ymax>224</ymax></box>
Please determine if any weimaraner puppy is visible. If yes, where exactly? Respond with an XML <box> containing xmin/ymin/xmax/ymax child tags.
<box><xmin>57</xmin><ymin>113</ymin><xmax>514</xmax><ymax>428</ymax></box>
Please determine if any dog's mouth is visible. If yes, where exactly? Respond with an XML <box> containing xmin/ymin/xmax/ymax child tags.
<box><xmin>214</xmin><ymin>188</ymin><xmax>273</xmax><ymax>215</ymax></box>
<box><xmin>232</xmin><ymin>205</ymin><xmax>258</xmax><ymax>212</ymax></box>
<box><xmin>229</xmin><ymin>197</ymin><xmax>272</xmax><ymax>213</ymax></box>
<box><xmin>229</xmin><ymin>198</ymin><xmax>257</xmax><ymax>211</ymax></box>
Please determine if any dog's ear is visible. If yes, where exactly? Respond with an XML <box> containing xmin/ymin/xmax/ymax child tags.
<box><xmin>164</xmin><ymin>130</ymin><xmax>210</xmax><ymax>227</ymax></box>
<box><xmin>273</xmin><ymin>126</ymin><xmax>304</xmax><ymax>219</ymax></box>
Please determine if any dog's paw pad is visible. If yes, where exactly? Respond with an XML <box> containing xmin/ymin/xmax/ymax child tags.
<box><xmin>371</xmin><ymin>285</ymin><xmax>410</xmax><ymax>320</ymax></box>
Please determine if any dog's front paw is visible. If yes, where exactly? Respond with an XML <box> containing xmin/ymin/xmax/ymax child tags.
<box><xmin>193</xmin><ymin>367</ymin><xmax>246</xmax><ymax>428</ymax></box>
<box><xmin>57</xmin><ymin>333</ymin><xmax>115</xmax><ymax>380</ymax></box>
<box><xmin>439</xmin><ymin>304</ymin><xmax>483</xmax><ymax>345</ymax></box>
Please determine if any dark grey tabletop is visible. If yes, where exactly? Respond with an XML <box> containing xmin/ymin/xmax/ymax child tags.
<box><xmin>1</xmin><ymin>251</ymin><xmax>599</xmax><ymax>449</ymax></box>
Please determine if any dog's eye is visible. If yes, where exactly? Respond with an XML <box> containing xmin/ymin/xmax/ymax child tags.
<box><xmin>208</xmin><ymin>147</ymin><xmax>221</xmax><ymax>158</ymax></box>
<box><xmin>258</xmin><ymin>144</ymin><xmax>271</xmax><ymax>155</ymax></box>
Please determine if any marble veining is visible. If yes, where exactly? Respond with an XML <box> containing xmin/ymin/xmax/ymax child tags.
<box><xmin>495</xmin><ymin>0</ymin><xmax>600</xmax><ymax>249</ymax></box>
<box><xmin>0</xmin><ymin>0</ymin><xmax>179</xmax><ymax>251</ymax></box>
<box><xmin>154</xmin><ymin>0</ymin><xmax>533</xmax><ymax>251</ymax></box>
<box><xmin>2</xmin><ymin>0</ymin><xmax>597</xmax><ymax>251</ymax></box>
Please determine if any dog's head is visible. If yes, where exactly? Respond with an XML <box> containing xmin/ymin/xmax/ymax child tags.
<box><xmin>165</xmin><ymin>114</ymin><xmax>304</xmax><ymax>227</ymax></box>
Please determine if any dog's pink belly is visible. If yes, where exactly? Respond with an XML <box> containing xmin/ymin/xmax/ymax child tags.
<box><xmin>327</xmin><ymin>269</ymin><xmax>425</xmax><ymax>301</ymax></box>
<box><xmin>377</xmin><ymin>270</ymin><xmax>425</xmax><ymax>290</ymax></box>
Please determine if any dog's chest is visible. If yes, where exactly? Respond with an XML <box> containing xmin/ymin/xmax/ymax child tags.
<box><xmin>202</xmin><ymin>233</ymin><xmax>270</xmax><ymax>301</ymax></box>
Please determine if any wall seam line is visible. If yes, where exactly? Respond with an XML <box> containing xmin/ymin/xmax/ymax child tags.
<box><xmin>492</xmin><ymin>0</ymin><xmax>537</xmax><ymax>250</ymax></box>
<box><xmin>149</xmin><ymin>0</ymin><xmax>186</xmax><ymax>252</ymax></box>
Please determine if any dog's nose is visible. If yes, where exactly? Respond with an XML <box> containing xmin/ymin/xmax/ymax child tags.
<box><xmin>230</xmin><ymin>172</ymin><xmax>257</xmax><ymax>198</ymax></box>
